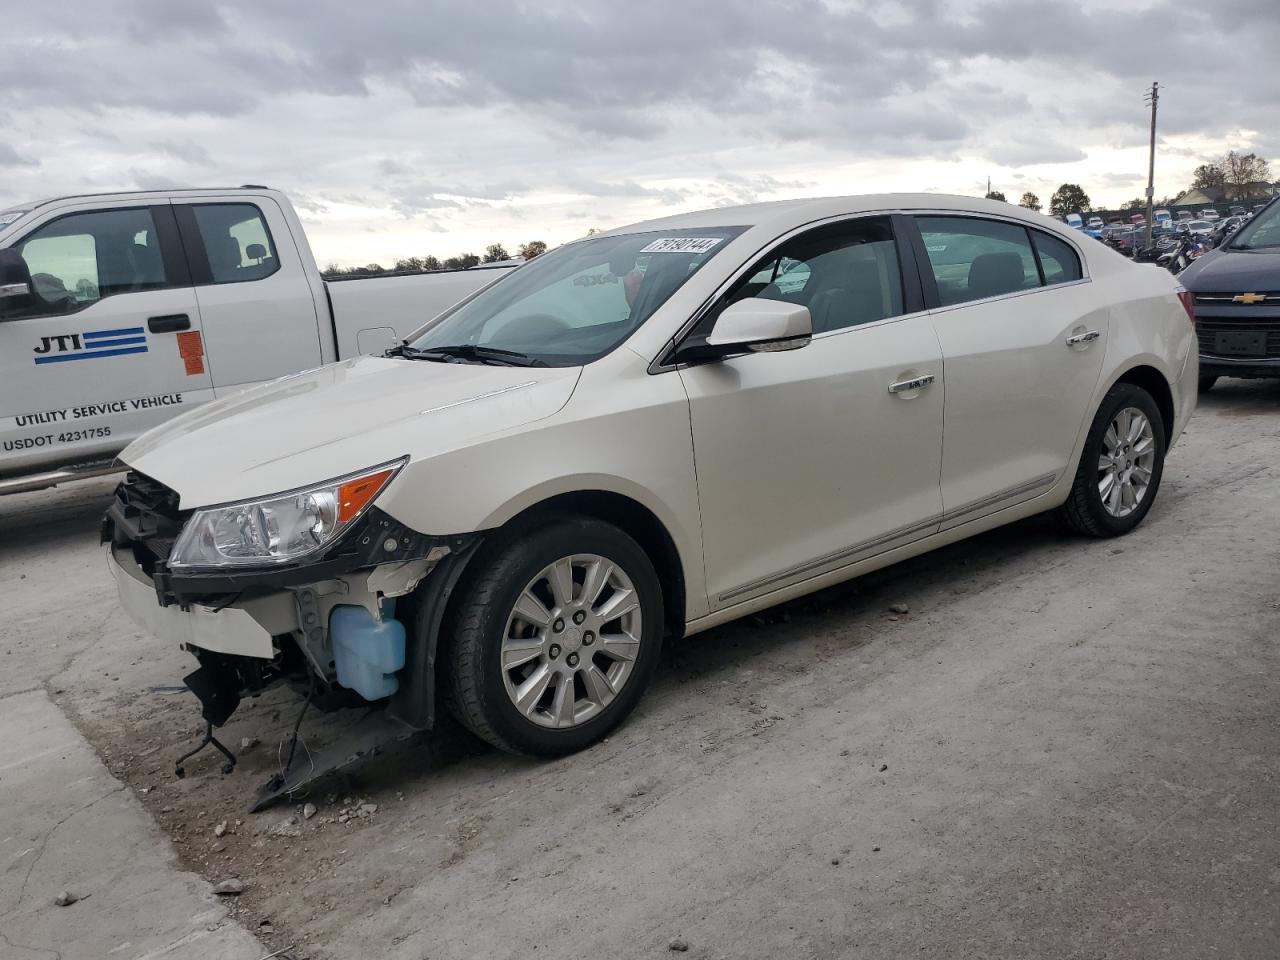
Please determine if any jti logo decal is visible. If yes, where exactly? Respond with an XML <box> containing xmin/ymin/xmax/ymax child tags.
<box><xmin>33</xmin><ymin>327</ymin><xmax>149</xmax><ymax>364</ymax></box>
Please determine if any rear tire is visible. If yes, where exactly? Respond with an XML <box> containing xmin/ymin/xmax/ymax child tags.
<box><xmin>1058</xmin><ymin>382</ymin><xmax>1166</xmax><ymax>537</ymax></box>
<box><xmin>443</xmin><ymin>515</ymin><xmax>663</xmax><ymax>756</ymax></box>
<box><xmin>1198</xmin><ymin>375</ymin><xmax>1218</xmax><ymax>394</ymax></box>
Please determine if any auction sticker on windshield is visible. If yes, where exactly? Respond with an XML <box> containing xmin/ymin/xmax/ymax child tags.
<box><xmin>640</xmin><ymin>237</ymin><xmax>723</xmax><ymax>254</ymax></box>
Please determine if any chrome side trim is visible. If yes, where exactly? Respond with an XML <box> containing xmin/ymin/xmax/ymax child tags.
<box><xmin>939</xmin><ymin>472</ymin><xmax>1057</xmax><ymax>527</ymax></box>
<box><xmin>715</xmin><ymin>472</ymin><xmax>1058</xmax><ymax>604</ymax></box>
<box><xmin>717</xmin><ymin>514</ymin><xmax>942</xmax><ymax>604</ymax></box>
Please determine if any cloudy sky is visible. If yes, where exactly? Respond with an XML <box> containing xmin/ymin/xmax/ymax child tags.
<box><xmin>3</xmin><ymin>0</ymin><xmax>1276</xmax><ymax>267</ymax></box>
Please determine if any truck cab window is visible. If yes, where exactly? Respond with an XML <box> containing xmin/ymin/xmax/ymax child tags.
<box><xmin>8</xmin><ymin>207</ymin><xmax>170</xmax><ymax>317</ymax></box>
<box><xmin>190</xmin><ymin>203</ymin><xmax>279</xmax><ymax>284</ymax></box>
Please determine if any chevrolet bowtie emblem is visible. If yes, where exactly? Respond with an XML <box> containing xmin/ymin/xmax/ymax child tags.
<box><xmin>1233</xmin><ymin>292</ymin><xmax>1267</xmax><ymax>305</ymax></box>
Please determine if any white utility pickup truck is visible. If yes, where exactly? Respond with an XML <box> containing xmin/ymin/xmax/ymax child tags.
<box><xmin>0</xmin><ymin>187</ymin><xmax>514</xmax><ymax>494</ymax></box>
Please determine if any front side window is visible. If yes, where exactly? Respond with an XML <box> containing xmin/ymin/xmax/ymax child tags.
<box><xmin>190</xmin><ymin>203</ymin><xmax>279</xmax><ymax>284</ymax></box>
<box><xmin>713</xmin><ymin>217</ymin><xmax>905</xmax><ymax>336</ymax></box>
<box><xmin>916</xmin><ymin>216</ymin><xmax>1041</xmax><ymax>306</ymax></box>
<box><xmin>10</xmin><ymin>207</ymin><xmax>169</xmax><ymax>316</ymax></box>
<box><xmin>408</xmin><ymin>226</ymin><xmax>745</xmax><ymax>366</ymax></box>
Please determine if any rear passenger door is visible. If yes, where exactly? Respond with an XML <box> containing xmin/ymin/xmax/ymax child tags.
<box><xmin>173</xmin><ymin>196</ymin><xmax>323</xmax><ymax>394</ymax></box>
<box><xmin>909</xmin><ymin>215</ymin><xmax>1106</xmax><ymax>528</ymax></box>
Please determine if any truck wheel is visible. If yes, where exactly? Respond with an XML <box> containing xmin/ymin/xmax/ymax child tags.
<box><xmin>444</xmin><ymin>516</ymin><xmax>663</xmax><ymax>756</ymax></box>
<box><xmin>1058</xmin><ymin>382</ymin><xmax>1166</xmax><ymax>537</ymax></box>
<box><xmin>1198</xmin><ymin>375</ymin><xmax>1218</xmax><ymax>394</ymax></box>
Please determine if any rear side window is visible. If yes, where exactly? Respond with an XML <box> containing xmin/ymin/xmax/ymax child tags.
<box><xmin>916</xmin><ymin>216</ymin><xmax>1039</xmax><ymax>306</ymax></box>
<box><xmin>12</xmin><ymin>207</ymin><xmax>172</xmax><ymax>315</ymax></box>
<box><xmin>1031</xmin><ymin>231</ymin><xmax>1083</xmax><ymax>284</ymax></box>
<box><xmin>188</xmin><ymin>203</ymin><xmax>279</xmax><ymax>284</ymax></box>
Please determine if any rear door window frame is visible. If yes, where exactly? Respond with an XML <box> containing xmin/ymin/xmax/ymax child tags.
<box><xmin>902</xmin><ymin>214</ymin><xmax>1089</xmax><ymax>312</ymax></box>
<box><xmin>173</xmin><ymin>201</ymin><xmax>281</xmax><ymax>287</ymax></box>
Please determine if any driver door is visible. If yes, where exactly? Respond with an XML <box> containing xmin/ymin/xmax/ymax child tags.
<box><xmin>0</xmin><ymin>202</ymin><xmax>214</xmax><ymax>476</ymax></box>
<box><xmin>676</xmin><ymin>216</ymin><xmax>946</xmax><ymax>610</ymax></box>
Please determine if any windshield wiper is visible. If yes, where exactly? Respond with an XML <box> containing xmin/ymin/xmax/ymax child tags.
<box><xmin>398</xmin><ymin>344</ymin><xmax>546</xmax><ymax>367</ymax></box>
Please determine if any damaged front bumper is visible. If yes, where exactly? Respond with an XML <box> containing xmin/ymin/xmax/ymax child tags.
<box><xmin>102</xmin><ymin>471</ymin><xmax>483</xmax><ymax>759</ymax></box>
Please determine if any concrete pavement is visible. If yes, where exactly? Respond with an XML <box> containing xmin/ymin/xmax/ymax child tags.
<box><xmin>0</xmin><ymin>479</ymin><xmax>262</xmax><ymax>960</ymax></box>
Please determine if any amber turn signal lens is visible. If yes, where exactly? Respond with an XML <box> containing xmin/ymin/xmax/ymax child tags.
<box><xmin>337</xmin><ymin>468</ymin><xmax>396</xmax><ymax>523</ymax></box>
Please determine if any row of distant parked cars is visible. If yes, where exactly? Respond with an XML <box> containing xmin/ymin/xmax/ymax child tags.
<box><xmin>1058</xmin><ymin>204</ymin><xmax>1267</xmax><ymax>259</ymax></box>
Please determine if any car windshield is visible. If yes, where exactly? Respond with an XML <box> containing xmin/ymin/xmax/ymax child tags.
<box><xmin>1229</xmin><ymin>202</ymin><xmax>1280</xmax><ymax>250</ymax></box>
<box><xmin>406</xmin><ymin>226</ymin><xmax>746</xmax><ymax>366</ymax></box>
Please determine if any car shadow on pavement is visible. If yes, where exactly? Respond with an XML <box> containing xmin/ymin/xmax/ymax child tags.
<box><xmin>314</xmin><ymin>510</ymin><xmax>1069</xmax><ymax>802</ymax></box>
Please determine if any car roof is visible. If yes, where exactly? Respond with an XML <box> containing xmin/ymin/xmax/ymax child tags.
<box><xmin>15</xmin><ymin>187</ymin><xmax>279</xmax><ymax>214</ymax></box>
<box><xmin>599</xmin><ymin>193</ymin><xmax>1077</xmax><ymax>240</ymax></box>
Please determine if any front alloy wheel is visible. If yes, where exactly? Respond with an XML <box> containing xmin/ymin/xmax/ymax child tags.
<box><xmin>501</xmin><ymin>554</ymin><xmax>643</xmax><ymax>729</ymax></box>
<box><xmin>444</xmin><ymin>516</ymin><xmax>663</xmax><ymax>755</ymax></box>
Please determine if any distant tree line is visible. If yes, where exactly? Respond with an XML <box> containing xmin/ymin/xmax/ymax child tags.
<box><xmin>322</xmin><ymin>239</ymin><xmax>549</xmax><ymax>279</ymax></box>
<box><xmin>1189</xmin><ymin>150</ymin><xmax>1272</xmax><ymax>199</ymax></box>
<box><xmin>980</xmin><ymin>149</ymin><xmax>1274</xmax><ymax>220</ymax></box>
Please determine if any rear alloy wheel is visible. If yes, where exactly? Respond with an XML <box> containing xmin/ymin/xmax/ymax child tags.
<box><xmin>444</xmin><ymin>517</ymin><xmax>663</xmax><ymax>755</ymax></box>
<box><xmin>1058</xmin><ymin>382</ymin><xmax>1167</xmax><ymax>537</ymax></box>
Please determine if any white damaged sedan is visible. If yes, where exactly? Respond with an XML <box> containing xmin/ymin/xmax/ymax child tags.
<box><xmin>105</xmin><ymin>194</ymin><xmax>1198</xmax><ymax>758</ymax></box>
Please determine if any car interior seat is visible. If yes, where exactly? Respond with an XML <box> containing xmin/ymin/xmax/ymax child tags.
<box><xmin>967</xmin><ymin>252</ymin><xmax>1027</xmax><ymax>300</ymax></box>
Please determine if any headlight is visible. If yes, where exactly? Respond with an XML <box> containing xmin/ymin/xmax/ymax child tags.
<box><xmin>168</xmin><ymin>459</ymin><xmax>405</xmax><ymax>571</ymax></box>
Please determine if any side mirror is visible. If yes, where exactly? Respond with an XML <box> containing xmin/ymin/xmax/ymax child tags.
<box><xmin>704</xmin><ymin>298</ymin><xmax>812</xmax><ymax>357</ymax></box>
<box><xmin>0</xmin><ymin>248</ymin><xmax>33</xmax><ymax>312</ymax></box>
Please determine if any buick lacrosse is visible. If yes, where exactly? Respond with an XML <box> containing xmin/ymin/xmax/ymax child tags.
<box><xmin>105</xmin><ymin>194</ymin><xmax>1197</xmax><ymax>760</ymax></box>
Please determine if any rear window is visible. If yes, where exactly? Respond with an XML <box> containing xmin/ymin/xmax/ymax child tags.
<box><xmin>189</xmin><ymin>203</ymin><xmax>279</xmax><ymax>284</ymax></box>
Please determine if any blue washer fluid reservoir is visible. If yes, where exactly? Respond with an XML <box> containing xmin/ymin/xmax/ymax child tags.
<box><xmin>329</xmin><ymin>602</ymin><xmax>406</xmax><ymax>701</ymax></box>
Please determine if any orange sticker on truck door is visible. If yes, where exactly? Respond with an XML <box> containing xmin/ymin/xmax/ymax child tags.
<box><xmin>176</xmin><ymin>331</ymin><xmax>205</xmax><ymax>376</ymax></box>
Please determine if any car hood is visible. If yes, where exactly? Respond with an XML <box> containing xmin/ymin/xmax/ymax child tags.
<box><xmin>1180</xmin><ymin>246</ymin><xmax>1280</xmax><ymax>290</ymax></box>
<box><xmin>122</xmin><ymin>356</ymin><xmax>581</xmax><ymax>508</ymax></box>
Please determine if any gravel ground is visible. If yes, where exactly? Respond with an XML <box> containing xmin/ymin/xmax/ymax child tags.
<box><xmin>2</xmin><ymin>378</ymin><xmax>1277</xmax><ymax>960</ymax></box>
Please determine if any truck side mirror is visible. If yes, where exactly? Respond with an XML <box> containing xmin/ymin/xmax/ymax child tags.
<box><xmin>0</xmin><ymin>248</ymin><xmax>33</xmax><ymax>314</ymax></box>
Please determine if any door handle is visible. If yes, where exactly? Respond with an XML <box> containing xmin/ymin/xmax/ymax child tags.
<box><xmin>1066</xmin><ymin>330</ymin><xmax>1101</xmax><ymax>346</ymax></box>
<box><xmin>148</xmin><ymin>313</ymin><xmax>191</xmax><ymax>333</ymax></box>
<box><xmin>887</xmin><ymin>373</ymin><xmax>936</xmax><ymax>394</ymax></box>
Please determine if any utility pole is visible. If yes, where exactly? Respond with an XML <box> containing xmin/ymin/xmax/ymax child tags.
<box><xmin>1143</xmin><ymin>81</ymin><xmax>1159</xmax><ymax>247</ymax></box>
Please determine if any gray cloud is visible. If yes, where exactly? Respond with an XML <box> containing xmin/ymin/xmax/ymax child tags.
<box><xmin>0</xmin><ymin>144</ymin><xmax>38</xmax><ymax>168</ymax></box>
<box><xmin>1</xmin><ymin>0</ymin><xmax>1275</xmax><ymax>263</ymax></box>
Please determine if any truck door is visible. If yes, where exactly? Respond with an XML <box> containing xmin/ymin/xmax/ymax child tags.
<box><xmin>0</xmin><ymin>202</ymin><xmax>215</xmax><ymax>478</ymax></box>
<box><xmin>173</xmin><ymin>197</ymin><xmax>324</xmax><ymax>394</ymax></box>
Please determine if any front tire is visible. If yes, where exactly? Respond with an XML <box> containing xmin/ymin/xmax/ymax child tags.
<box><xmin>1058</xmin><ymin>382</ymin><xmax>1167</xmax><ymax>537</ymax></box>
<box><xmin>443</xmin><ymin>515</ymin><xmax>663</xmax><ymax>756</ymax></box>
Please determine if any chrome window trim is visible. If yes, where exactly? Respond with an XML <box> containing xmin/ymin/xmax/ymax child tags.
<box><xmin>906</xmin><ymin>207</ymin><xmax>1092</xmax><ymax>280</ymax></box>
<box><xmin>649</xmin><ymin>207</ymin><xmax>1094</xmax><ymax>373</ymax></box>
<box><xmin>648</xmin><ymin>208</ymin><xmax>907</xmax><ymax>374</ymax></box>
<box><xmin>924</xmin><ymin>276</ymin><xmax>1093</xmax><ymax>317</ymax></box>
